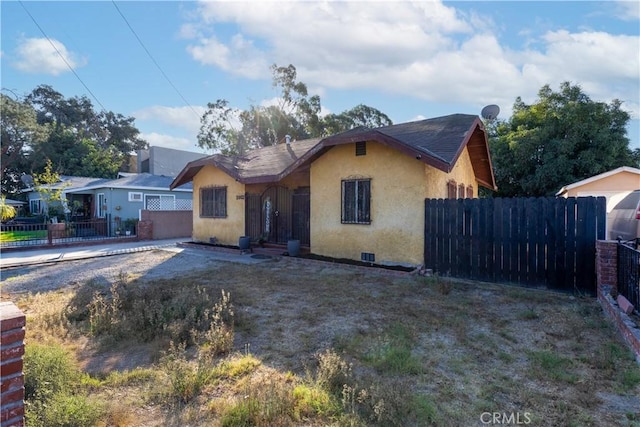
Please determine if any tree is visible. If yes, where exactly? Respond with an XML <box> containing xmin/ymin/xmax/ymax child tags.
<box><xmin>490</xmin><ymin>82</ymin><xmax>639</xmax><ymax>197</ymax></box>
<box><xmin>1</xmin><ymin>93</ymin><xmax>49</xmax><ymax>195</ymax></box>
<box><xmin>197</xmin><ymin>64</ymin><xmax>392</xmax><ymax>154</ymax></box>
<box><xmin>33</xmin><ymin>159</ymin><xmax>69</xmax><ymax>221</ymax></box>
<box><xmin>25</xmin><ymin>85</ymin><xmax>147</xmax><ymax>175</ymax></box>
<box><xmin>0</xmin><ymin>196</ymin><xmax>17</xmax><ymax>222</ymax></box>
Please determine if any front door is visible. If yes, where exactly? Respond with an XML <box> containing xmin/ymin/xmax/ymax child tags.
<box><xmin>261</xmin><ymin>186</ymin><xmax>292</xmax><ymax>244</ymax></box>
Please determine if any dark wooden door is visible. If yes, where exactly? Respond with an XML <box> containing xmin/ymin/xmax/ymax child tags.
<box><xmin>262</xmin><ymin>186</ymin><xmax>292</xmax><ymax>244</ymax></box>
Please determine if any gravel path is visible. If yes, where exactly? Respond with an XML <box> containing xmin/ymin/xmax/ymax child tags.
<box><xmin>1</xmin><ymin>247</ymin><xmax>222</xmax><ymax>295</ymax></box>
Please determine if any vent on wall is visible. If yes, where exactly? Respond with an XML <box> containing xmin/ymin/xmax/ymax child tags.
<box><xmin>361</xmin><ymin>252</ymin><xmax>375</xmax><ymax>262</ymax></box>
<box><xmin>355</xmin><ymin>141</ymin><xmax>367</xmax><ymax>156</ymax></box>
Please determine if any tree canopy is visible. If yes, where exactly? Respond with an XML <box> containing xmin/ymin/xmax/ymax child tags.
<box><xmin>197</xmin><ymin>64</ymin><xmax>392</xmax><ymax>154</ymax></box>
<box><xmin>489</xmin><ymin>82</ymin><xmax>639</xmax><ymax>197</ymax></box>
<box><xmin>1</xmin><ymin>86</ymin><xmax>147</xmax><ymax>197</ymax></box>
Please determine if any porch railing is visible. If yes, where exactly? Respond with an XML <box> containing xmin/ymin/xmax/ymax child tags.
<box><xmin>0</xmin><ymin>217</ymin><xmax>137</xmax><ymax>249</ymax></box>
<box><xmin>617</xmin><ymin>239</ymin><xmax>640</xmax><ymax>313</ymax></box>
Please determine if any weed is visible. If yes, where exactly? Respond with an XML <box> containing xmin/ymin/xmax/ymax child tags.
<box><xmin>292</xmin><ymin>383</ymin><xmax>340</xmax><ymax>419</ymax></box>
<box><xmin>24</xmin><ymin>343</ymin><xmax>104</xmax><ymax>427</ymax></box>
<box><xmin>517</xmin><ymin>307</ymin><xmax>539</xmax><ymax>320</ymax></box>
<box><xmin>217</xmin><ymin>354</ymin><xmax>262</xmax><ymax>378</ymax></box>
<box><xmin>314</xmin><ymin>349</ymin><xmax>354</xmax><ymax>396</ymax></box>
<box><xmin>363</xmin><ymin>323</ymin><xmax>423</xmax><ymax>375</ymax></box>
<box><xmin>155</xmin><ymin>341</ymin><xmax>217</xmax><ymax>404</ymax></box>
<box><xmin>528</xmin><ymin>350</ymin><xmax>578</xmax><ymax>384</ymax></box>
<box><xmin>220</xmin><ymin>373</ymin><xmax>296</xmax><ymax>426</ymax></box>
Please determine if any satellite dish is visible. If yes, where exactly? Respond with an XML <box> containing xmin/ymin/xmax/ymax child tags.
<box><xmin>481</xmin><ymin>104</ymin><xmax>500</xmax><ymax>120</ymax></box>
<box><xmin>21</xmin><ymin>174</ymin><xmax>34</xmax><ymax>187</ymax></box>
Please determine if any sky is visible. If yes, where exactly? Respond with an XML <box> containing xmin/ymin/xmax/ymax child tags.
<box><xmin>2</xmin><ymin>0</ymin><xmax>639</xmax><ymax>155</ymax></box>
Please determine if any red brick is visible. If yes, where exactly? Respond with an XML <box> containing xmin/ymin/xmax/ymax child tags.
<box><xmin>0</xmin><ymin>344</ymin><xmax>24</xmax><ymax>361</ymax></box>
<box><xmin>0</xmin><ymin>360</ymin><xmax>23</xmax><ymax>378</ymax></box>
<box><xmin>617</xmin><ymin>295</ymin><xmax>635</xmax><ymax>315</ymax></box>
<box><xmin>0</xmin><ymin>403</ymin><xmax>24</xmax><ymax>423</ymax></box>
<box><xmin>0</xmin><ymin>329</ymin><xmax>25</xmax><ymax>345</ymax></box>
<box><xmin>1</xmin><ymin>387</ymin><xmax>24</xmax><ymax>405</ymax></box>
<box><xmin>0</xmin><ymin>374</ymin><xmax>24</xmax><ymax>393</ymax></box>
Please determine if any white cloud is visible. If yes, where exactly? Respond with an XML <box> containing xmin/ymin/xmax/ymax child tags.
<box><xmin>13</xmin><ymin>37</ymin><xmax>85</xmax><ymax>75</ymax></box>
<box><xmin>614</xmin><ymin>1</ymin><xmax>640</xmax><ymax>21</ymax></box>
<box><xmin>181</xmin><ymin>0</ymin><xmax>639</xmax><ymax>118</ymax></box>
<box><xmin>140</xmin><ymin>132</ymin><xmax>206</xmax><ymax>153</ymax></box>
<box><xmin>134</xmin><ymin>105</ymin><xmax>207</xmax><ymax>136</ymax></box>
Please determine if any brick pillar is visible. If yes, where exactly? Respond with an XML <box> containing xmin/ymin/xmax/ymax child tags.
<box><xmin>137</xmin><ymin>220</ymin><xmax>153</xmax><ymax>240</ymax></box>
<box><xmin>596</xmin><ymin>240</ymin><xmax>618</xmax><ymax>292</ymax></box>
<box><xmin>1</xmin><ymin>302</ymin><xmax>25</xmax><ymax>427</ymax></box>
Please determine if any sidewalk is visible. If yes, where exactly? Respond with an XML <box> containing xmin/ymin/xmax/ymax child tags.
<box><xmin>0</xmin><ymin>238</ymin><xmax>189</xmax><ymax>269</ymax></box>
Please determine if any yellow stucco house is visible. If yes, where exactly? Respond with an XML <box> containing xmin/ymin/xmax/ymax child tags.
<box><xmin>171</xmin><ymin>114</ymin><xmax>496</xmax><ymax>266</ymax></box>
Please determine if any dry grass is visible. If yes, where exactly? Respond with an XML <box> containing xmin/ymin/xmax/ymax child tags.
<box><xmin>5</xmin><ymin>250</ymin><xmax>640</xmax><ymax>426</ymax></box>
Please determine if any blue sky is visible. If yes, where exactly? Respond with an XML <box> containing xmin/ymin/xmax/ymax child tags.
<box><xmin>2</xmin><ymin>1</ymin><xmax>639</xmax><ymax>154</ymax></box>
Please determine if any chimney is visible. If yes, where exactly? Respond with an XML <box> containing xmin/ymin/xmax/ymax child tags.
<box><xmin>285</xmin><ymin>134</ymin><xmax>291</xmax><ymax>144</ymax></box>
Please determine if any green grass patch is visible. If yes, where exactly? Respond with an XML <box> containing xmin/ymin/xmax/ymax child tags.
<box><xmin>363</xmin><ymin>323</ymin><xmax>423</xmax><ymax>375</ymax></box>
<box><xmin>528</xmin><ymin>350</ymin><xmax>578</xmax><ymax>384</ymax></box>
<box><xmin>0</xmin><ymin>229</ymin><xmax>47</xmax><ymax>242</ymax></box>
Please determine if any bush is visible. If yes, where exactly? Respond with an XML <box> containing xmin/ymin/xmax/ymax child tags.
<box><xmin>156</xmin><ymin>341</ymin><xmax>216</xmax><ymax>404</ymax></box>
<box><xmin>24</xmin><ymin>343</ymin><xmax>81</xmax><ymax>400</ymax></box>
<box><xmin>24</xmin><ymin>343</ymin><xmax>103</xmax><ymax>427</ymax></box>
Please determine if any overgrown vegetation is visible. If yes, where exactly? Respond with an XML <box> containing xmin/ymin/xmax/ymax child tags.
<box><xmin>8</xmin><ymin>256</ymin><xmax>640</xmax><ymax>426</ymax></box>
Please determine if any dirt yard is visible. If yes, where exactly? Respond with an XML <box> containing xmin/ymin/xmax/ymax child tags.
<box><xmin>2</xmin><ymin>245</ymin><xmax>639</xmax><ymax>426</ymax></box>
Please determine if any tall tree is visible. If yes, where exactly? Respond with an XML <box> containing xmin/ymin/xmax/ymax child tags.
<box><xmin>490</xmin><ymin>82</ymin><xmax>639</xmax><ymax>197</ymax></box>
<box><xmin>1</xmin><ymin>93</ymin><xmax>49</xmax><ymax>196</ymax></box>
<box><xmin>197</xmin><ymin>64</ymin><xmax>392</xmax><ymax>154</ymax></box>
<box><xmin>26</xmin><ymin>85</ymin><xmax>147</xmax><ymax>175</ymax></box>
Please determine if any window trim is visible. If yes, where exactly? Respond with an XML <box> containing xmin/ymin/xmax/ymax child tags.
<box><xmin>341</xmin><ymin>178</ymin><xmax>371</xmax><ymax>224</ymax></box>
<box><xmin>128</xmin><ymin>191</ymin><xmax>143</xmax><ymax>202</ymax></box>
<box><xmin>200</xmin><ymin>186</ymin><xmax>227</xmax><ymax>218</ymax></box>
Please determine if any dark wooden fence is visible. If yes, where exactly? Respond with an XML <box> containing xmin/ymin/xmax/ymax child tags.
<box><xmin>424</xmin><ymin>197</ymin><xmax>606</xmax><ymax>294</ymax></box>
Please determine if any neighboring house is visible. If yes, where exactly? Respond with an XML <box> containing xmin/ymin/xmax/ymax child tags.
<box><xmin>171</xmin><ymin>114</ymin><xmax>497</xmax><ymax>266</ymax></box>
<box><xmin>556</xmin><ymin>166</ymin><xmax>640</xmax><ymax>213</ymax></box>
<box><xmin>25</xmin><ymin>173</ymin><xmax>193</xmax><ymax>222</ymax></box>
<box><xmin>137</xmin><ymin>146</ymin><xmax>207</xmax><ymax>177</ymax></box>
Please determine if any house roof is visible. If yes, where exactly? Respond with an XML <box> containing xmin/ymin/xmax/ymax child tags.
<box><xmin>322</xmin><ymin>114</ymin><xmax>496</xmax><ymax>189</ymax></box>
<box><xmin>555</xmin><ymin>166</ymin><xmax>640</xmax><ymax>196</ymax></box>
<box><xmin>171</xmin><ymin>138</ymin><xmax>324</xmax><ymax>188</ymax></box>
<box><xmin>3</xmin><ymin>198</ymin><xmax>25</xmax><ymax>206</ymax></box>
<box><xmin>25</xmin><ymin>173</ymin><xmax>192</xmax><ymax>195</ymax></box>
<box><xmin>170</xmin><ymin>114</ymin><xmax>497</xmax><ymax>190</ymax></box>
<box><xmin>65</xmin><ymin>173</ymin><xmax>192</xmax><ymax>193</ymax></box>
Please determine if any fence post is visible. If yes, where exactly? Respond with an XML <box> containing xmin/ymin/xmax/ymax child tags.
<box><xmin>0</xmin><ymin>302</ymin><xmax>26</xmax><ymax>427</ymax></box>
<box><xmin>596</xmin><ymin>240</ymin><xmax>618</xmax><ymax>293</ymax></box>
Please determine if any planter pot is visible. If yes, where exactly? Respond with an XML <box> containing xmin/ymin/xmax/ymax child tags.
<box><xmin>239</xmin><ymin>236</ymin><xmax>251</xmax><ymax>250</ymax></box>
<box><xmin>287</xmin><ymin>239</ymin><xmax>300</xmax><ymax>257</ymax></box>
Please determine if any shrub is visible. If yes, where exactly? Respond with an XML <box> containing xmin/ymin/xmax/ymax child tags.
<box><xmin>156</xmin><ymin>341</ymin><xmax>216</xmax><ymax>404</ymax></box>
<box><xmin>314</xmin><ymin>349</ymin><xmax>353</xmax><ymax>396</ymax></box>
<box><xmin>24</xmin><ymin>343</ymin><xmax>81</xmax><ymax>400</ymax></box>
<box><xmin>24</xmin><ymin>343</ymin><xmax>104</xmax><ymax>427</ymax></box>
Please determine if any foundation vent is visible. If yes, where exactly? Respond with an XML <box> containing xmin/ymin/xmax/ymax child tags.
<box><xmin>361</xmin><ymin>252</ymin><xmax>375</xmax><ymax>262</ymax></box>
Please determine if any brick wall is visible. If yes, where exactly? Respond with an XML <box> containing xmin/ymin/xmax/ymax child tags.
<box><xmin>1</xmin><ymin>302</ymin><xmax>25</xmax><ymax>427</ymax></box>
<box><xmin>596</xmin><ymin>240</ymin><xmax>618</xmax><ymax>291</ymax></box>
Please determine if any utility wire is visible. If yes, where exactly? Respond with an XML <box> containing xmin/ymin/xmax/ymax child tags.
<box><xmin>18</xmin><ymin>0</ymin><xmax>107</xmax><ymax>112</ymax></box>
<box><xmin>111</xmin><ymin>0</ymin><xmax>202</xmax><ymax>120</ymax></box>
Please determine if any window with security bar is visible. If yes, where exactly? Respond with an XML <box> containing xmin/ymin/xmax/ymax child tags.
<box><xmin>341</xmin><ymin>179</ymin><xmax>371</xmax><ymax>224</ymax></box>
<box><xmin>200</xmin><ymin>187</ymin><xmax>227</xmax><ymax>218</ymax></box>
<box><xmin>145</xmin><ymin>195</ymin><xmax>175</xmax><ymax>210</ymax></box>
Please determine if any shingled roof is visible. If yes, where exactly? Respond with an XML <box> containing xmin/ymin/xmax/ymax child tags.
<box><xmin>170</xmin><ymin>114</ymin><xmax>497</xmax><ymax>190</ymax></box>
<box><xmin>170</xmin><ymin>138</ymin><xmax>324</xmax><ymax>189</ymax></box>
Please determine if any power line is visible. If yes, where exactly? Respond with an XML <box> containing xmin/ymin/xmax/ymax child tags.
<box><xmin>18</xmin><ymin>0</ymin><xmax>107</xmax><ymax>112</ymax></box>
<box><xmin>111</xmin><ymin>0</ymin><xmax>202</xmax><ymax>121</ymax></box>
